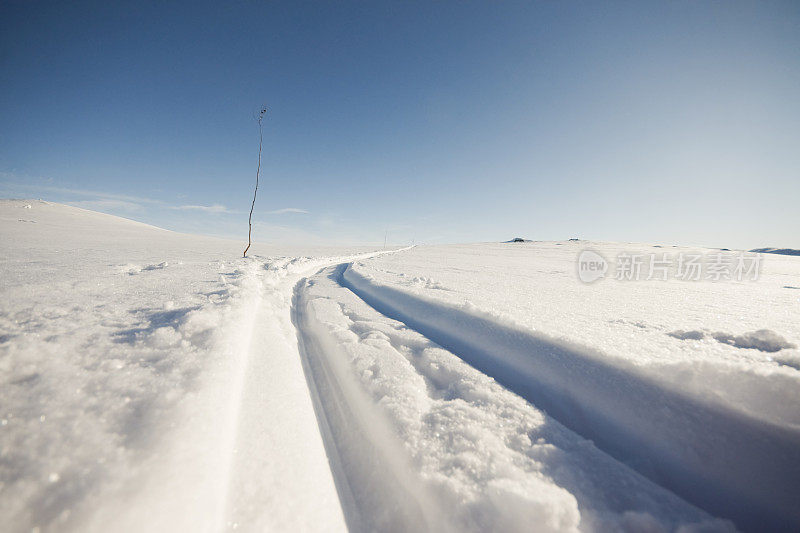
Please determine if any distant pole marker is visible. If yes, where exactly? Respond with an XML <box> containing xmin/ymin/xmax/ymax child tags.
<box><xmin>244</xmin><ymin>106</ymin><xmax>268</xmax><ymax>258</ymax></box>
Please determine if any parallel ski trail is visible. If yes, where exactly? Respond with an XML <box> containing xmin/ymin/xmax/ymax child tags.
<box><xmin>219</xmin><ymin>260</ymin><xmax>346</xmax><ymax>532</ymax></box>
<box><xmin>339</xmin><ymin>263</ymin><xmax>800</xmax><ymax>532</ymax></box>
<box><xmin>291</xmin><ymin>263</ymin><xmax>734</xmax><ymax>533</ymax></box>
<box><xmin>220</xmin><ymin>250</ymin><xmax>408</xmax><ymax>531</ymax></box>
<box><xmin>77</xmin><ymin>250</ymin><xmax>406</xmax><ymax>533</ymax></box>
<box><xmin>292</xmin><ymin>271</ymin><xmax>445</xmax><ymax>533</ymax></box>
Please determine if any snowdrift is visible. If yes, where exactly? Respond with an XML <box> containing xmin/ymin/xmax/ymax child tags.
<box><xmin>342</xmin><ymin>263</ymin><xmax>800</xmax><ymax>531</ymax></box>
<box><xmin>3</xmin><ymin>201</ymin><xmax>799</xmax><ymax>532</ymax></box>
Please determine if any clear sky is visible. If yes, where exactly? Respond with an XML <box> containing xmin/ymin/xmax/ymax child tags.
<box><xmin>1</xmin><ymin>1</ymin><xmax>798</xmax><ymax>248</ymax></box>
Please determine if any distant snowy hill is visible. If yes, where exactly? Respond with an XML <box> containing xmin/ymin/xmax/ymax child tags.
<box><xmin>750</xmin><ymin>247</ymin><xmax>800</xmax><ymax>256</ymax></box>
<box><xmin>2</xmin><ymin>200</ymin><xmax>799</xmax><ymax>532</ymax></box>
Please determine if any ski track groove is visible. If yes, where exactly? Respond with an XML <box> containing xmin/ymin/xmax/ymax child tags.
<box><xmin>287</xmin><ymin>260</ymin><xmax>800</xmax><ymax>532</ymax></box>
<box><xmin>214</xmin><ymin>248</ymin><xmax>411</xmax><ymax>532</ymax></box>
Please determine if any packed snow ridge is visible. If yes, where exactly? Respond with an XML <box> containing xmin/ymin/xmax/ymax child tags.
<box><xmin>2</xmin><ymin>200</ymin><xmax>799</xmax><ymax>532</ymax></box>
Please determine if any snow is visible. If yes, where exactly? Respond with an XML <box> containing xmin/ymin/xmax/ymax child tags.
<box><xmin>2</xmin><ymin>201</ymin><xmax>799</xmax><ymax>532</ymax></box>
<box><xmin>342</xmin><ymin>243</ymin><xmax>800</xmax><ymax>531</ymax></box>
<box><xmin>295</xmin><ymin>266</ymin><xmax>730</xmax><ymax>532</ymax></box>
<box><xmin>0</xmin><ymin>200</ymin><xmax>375</xmax><ymax>532</ymax></box>
<box><xmin>669</xmin><ymin>328</ymin><xmax>796</xmax><ymax>352</ymax></box>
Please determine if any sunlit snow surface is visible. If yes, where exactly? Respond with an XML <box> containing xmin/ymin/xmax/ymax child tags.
<box><xmin>2</xmin><ymin>200</ymin><xmax>799</xmax><ymax>532</ymax></box>
<box><xmin>0</xmin><ymin>200</ymin><xmax>363</xmax><ymax>532</ymax></box>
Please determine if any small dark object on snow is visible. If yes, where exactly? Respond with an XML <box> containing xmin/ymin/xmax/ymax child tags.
<box><xmin>568</xmin><ymin>238</ymin><xmax>579</xmax><ymax>241</ymax></box>
<box><xmin>511</xmin><ymin>237</ymin><xmax>526</xmax><ymax>243</ymax></box>
<box><xmin>750</xmin><ymin>248</ymin><xmax>800</xmax><ymax>256</ymax></box>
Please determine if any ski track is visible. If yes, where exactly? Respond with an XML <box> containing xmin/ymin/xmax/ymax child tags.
<box><xmin>330</xmin><ymin>261</ymin><xmax>800</xmax><ymax>532</ymax></box>
<box><xmin>217</xmin><ymin>250</ymin><xmax>410</xmax><ymax>531</ymax></box>
<box><xmin>292</xmin><ymin>264</ymin><xmax>737</xmax><ymax>533</ymax></box>
<box><xmin>214</xmin><ymin>257</ymin><xmax>345</xmax><ymax>532</ymax></box>
<box><xmin>39</xmin><ymin>242</ymin><xmax>795</xmax><ymax>532</ymax></box>
<box><xmin>74</xmin><ymin>249</ymin><xmax>406</xmax><ymax>533</ymax></box>
<box><xmin>292</xmin><ymin>270</ymin><xmax>447</xmax><ymax>533</ymax></box>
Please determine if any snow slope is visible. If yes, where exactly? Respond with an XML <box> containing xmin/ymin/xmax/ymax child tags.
<box><xmin>0</xmin><ymin>200</ymin><xmax>380</xmax><ymax>532</ymax></box>
<box><xmin>340</xmin><ymin>243</ymin><xmax>800</xmax><ymax>531</ymax></box>
<box><xmin>3</xmin><ymin>202</ymin><xmax>798</xmax><ymax>532</ymax></box>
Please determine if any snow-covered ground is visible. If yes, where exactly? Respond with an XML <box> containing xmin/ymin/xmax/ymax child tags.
<box><xmin>2</xmin><ymin>200</ymin><xmax>799</xmax><ymax>532</ymax></box>
<box><xmin>0</xmin><ymin>200</ymin><xmax>378</xmax><ymax>532</ymax></box>
<box><xmin>336</xmin><ymin>245</ymin><xmax>800</xmax><ymax>531</ymax></box>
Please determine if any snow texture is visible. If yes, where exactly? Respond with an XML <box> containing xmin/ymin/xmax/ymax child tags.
<box><xmin>295</xmin><ymin>265</ymin><xmax>732</xmax><ymax>532</ymax></box>
<box><xmin>342</xmin><ymin>243</ymin><xmax>800</xmax><ymax>531</ymax></box>
<box><xmin>0</xmin><ymin>200</ymin><xmax>375</xmax><ymax>532</ymax></box>
<box><xmin>668</xmin><ymin>329</ymin><xmax>796</xmax><ymax>352</ymax></box>
<box><xmin>2</xmin><ymin>202</ymin><xmax>799</xmax><ymax>532</ymax></box>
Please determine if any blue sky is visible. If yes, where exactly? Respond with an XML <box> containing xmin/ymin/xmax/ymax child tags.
<box><xmin>1</xmin><ymin>1</ymin><xmax>798</xmax><ymax>248</ymax></box>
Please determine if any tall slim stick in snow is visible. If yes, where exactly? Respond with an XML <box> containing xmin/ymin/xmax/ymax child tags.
<box><xmin>243</xmin><ymin>106</ymin><xmax>268</xmax><ymax>257</ymax></box>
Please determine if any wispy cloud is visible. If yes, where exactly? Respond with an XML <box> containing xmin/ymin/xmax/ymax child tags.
<box><xmin>167</xmin><ymin>205</ymin><xmax>306</xmax><ymax>216</ymax></box>
<box><xmin>251</xmin><ymin>220</ymin><xmax>329</xmax><ymax>245</ymax></box>
<box><xmin>68</xmin><ymin>199</ymin><xmax>145</xmax><ymax>213</ymax></box>
<box><xmin>0</xmin><ymin>173</ymin><xmax>240</xmax><ymax>214</ymax></box>
<box><xmin>173</xmin><ymin>204</ymin><xmax>230</xmax><ymax>213</ymax></box>
<box><xmin>265</xmin><ymin>207</ymin><xmax>308</xmax><ymax>215</ymax></box>
<box><xmin>0</xmin><ymin>173</ymin><xmax>315</xmax><ymax>241</ymax></box>
<box><xmin>0</xmin><ymin>175</ymin><xmax>164</xmax><ymax>208</ymax></box>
